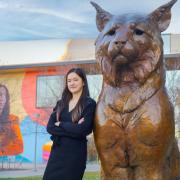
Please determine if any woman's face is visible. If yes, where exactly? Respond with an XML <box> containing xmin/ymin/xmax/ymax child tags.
<box><xmin>0</xmin><ymin>87</ymin><xmax>7</xmax><ymax>115</ymax></box>
<box><xmin>67</xmin><ymin>72</ymin><xmax>84</xmax><ymax>94</ymax></box>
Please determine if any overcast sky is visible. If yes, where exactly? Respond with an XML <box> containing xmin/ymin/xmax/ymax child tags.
<box><xmin>0</xmin><ymin>0</ymin><xmax>179</xmax><ymax>41</ymax></box>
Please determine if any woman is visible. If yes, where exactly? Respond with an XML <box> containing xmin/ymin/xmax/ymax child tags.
<box><xmin>43</xmin><ymin>68</ymin><xmax>96</xmax><ymax>180</ymax></box>
<box><xmin>0</xmin><ymin>84</ymin><xmax>23</xmax><ymax>156</ymax></box>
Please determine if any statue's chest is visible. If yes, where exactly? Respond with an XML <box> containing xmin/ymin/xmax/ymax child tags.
<box><xmin>103</xmin><ymin>105</ymin><xmax>141</xmax><ymax>129</ymax></box>
<box><xmin>102</xmin><ymin>85</ymin><xmax>135</xmax><ymax>113</ymax></box>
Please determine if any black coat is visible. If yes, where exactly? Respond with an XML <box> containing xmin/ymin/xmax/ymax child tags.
<box><xmin>43</xmin><ymin>97</ymin><xmax>96</xmax><ymax>180</ymax></box>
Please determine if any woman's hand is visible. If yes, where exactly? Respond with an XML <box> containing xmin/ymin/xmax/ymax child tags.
<box><xmin>54</xmin><ymin>118</ymin><xmax>84</xmax><ymax>126</ymax></box>
<box><xmin>78</xmin><ymin>118</ymin><xmax>84</xmax><ymax>124</ymax></box>
<box><xmin>55</xmin><ymin>121</ymin><xmax>61</xmax><ymax>126</ymax></box>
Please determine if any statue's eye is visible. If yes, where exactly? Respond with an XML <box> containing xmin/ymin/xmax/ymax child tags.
<box><xmin>107</xmin><ymin>29</ymin><xmax>116</xmax><ymax>36</ymax></box>
<box><xmin>134</xmin><ymin>29</ymin><xmax>144</xmax><ymax>35</ymax></box>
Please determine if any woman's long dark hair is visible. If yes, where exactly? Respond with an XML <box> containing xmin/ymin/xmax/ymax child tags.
<box><xmin>0</xmin><ymin>84</ymin><xmax>10</xmax><ymax>122</ymax></box>
<box><xmin>56</xmin><ymin>68</ymin><xmax>90</xmax><ymax>123</ymax></box>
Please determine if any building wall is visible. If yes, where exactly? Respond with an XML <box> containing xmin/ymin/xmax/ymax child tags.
<box><xmin>171</xmin><ymin>34</ymin><xmax>180</xmax><ymax>53</ymax></box>
<box><xmin>0</xmin><ymin>63</ymin><xmax>102</xmax><ymax>164</ymax></box>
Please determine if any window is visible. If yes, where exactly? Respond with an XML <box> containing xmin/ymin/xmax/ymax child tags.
<box><xmin>87</xmin><ymin>74</ymin><xmax>103</xmax><ymax>101</ymax></box>
<box><xmin>166</xmin><ymin>70</ymin><xmax>180</xmax><ymax>138</ymax></box>
<box><xmin>36</xmin><ymin>74</ymin><xmax>103</xmax><ymax>108</ymax></box>
<box><xmin>36</xmin><ymin>75</ymin><xmax>64</xmax><ymax>108</ymax></box>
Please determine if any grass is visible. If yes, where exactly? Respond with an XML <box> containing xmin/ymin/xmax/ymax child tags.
<box><xmin>0</xmin><ymin>171</ymin><xmax>100</xmax><ymax>180</ymax></box>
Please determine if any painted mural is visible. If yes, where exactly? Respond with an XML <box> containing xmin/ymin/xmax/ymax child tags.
<box><xmin>0</xmin><ymin>65</ymin><xmax>102</xmax><ymax>164</ymax></box>
<box><xmin>0</xmin><ymin>69</ymin><xmax>62</xmax><ymax>164</ymax></box>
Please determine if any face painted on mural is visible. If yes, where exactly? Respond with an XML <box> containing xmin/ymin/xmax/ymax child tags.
<box><xmin>0</xmin><ymin>85</ymin><xmax>23</xmax><ymax>156</ymax></box>
<box><xmin>0</xmin><ymin>87</ymin><xmax>7</xmax><ymax>115</ymax></box>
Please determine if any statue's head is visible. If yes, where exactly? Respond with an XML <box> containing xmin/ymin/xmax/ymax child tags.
<box><xmin>91</xmin><ymin>0</ymin><xmax>177</xmax><ymax>85</ymax></box>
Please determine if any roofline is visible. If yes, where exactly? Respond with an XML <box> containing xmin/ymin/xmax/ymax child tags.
<box><xmin>0</xmin><ymin>59</ymin><xmax>96</xmax><ymax>70</ymax></box>
<box><xmin>0</xmin><ymin>53</ymin><xmax>180</xmax><ymax>72</ymax></box>
<box><xmin>164</xmin><ymin>53</ymin><xmax>180</xmax><ymax>58</ymax></box>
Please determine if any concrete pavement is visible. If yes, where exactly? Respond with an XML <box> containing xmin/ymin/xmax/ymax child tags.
<box><xmin>0</xmin><ymin>163</ymin><xmax>100</xmax><ymax>178</ymax></box>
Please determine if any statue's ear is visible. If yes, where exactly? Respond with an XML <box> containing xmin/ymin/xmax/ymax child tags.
<box><xmin>148</xmin><ymin>0</ymin><xmax>177</xmax><ymax>32</ymax></box>
<box><xmin>90</xmin><ymin>1</ymin><xmax>112</xmax><ymax>32</ymax></box>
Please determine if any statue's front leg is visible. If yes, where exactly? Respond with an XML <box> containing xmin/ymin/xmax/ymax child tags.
<box><xmin>134</xmin><ymin>164</ymin><xmax>168</xmax><ymax>180</ymax></box>
<box><xmin>94</xmin><ymin>120</ymin><xmax>133</xmax><ymax>180</ymax></box>
<box><xmin>100</xmin><ymin>167</ymin><xmax>134</xmax><ymax>180</ymax></box>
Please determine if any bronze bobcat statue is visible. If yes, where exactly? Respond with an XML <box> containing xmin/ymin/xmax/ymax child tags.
<box><xmin>91</xmin><ymin>0</ymin><xmax>180</xmax><ymax>179</ymax></box>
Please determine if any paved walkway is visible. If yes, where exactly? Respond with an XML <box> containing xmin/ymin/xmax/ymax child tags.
<box><xmin>0</xmin><ymin>163</ymin><xmax>100</xmax><ymax>178</ymax></box>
